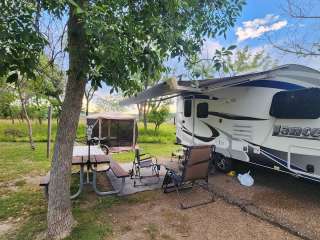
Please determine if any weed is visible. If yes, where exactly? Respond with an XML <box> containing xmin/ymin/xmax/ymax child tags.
<box><xmin>144</xmin><ymin>223</ymin><xmax>159</xmax><ymax>240</ymax></box>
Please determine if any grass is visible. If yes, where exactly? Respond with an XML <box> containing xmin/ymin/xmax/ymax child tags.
<box><xmin>0</xmin><ymin>119</ymin><xmax>178</xmax><ymax>239</ymax></box>
<box><xmin>144</xmin><ymin>223</ymin><xmax>159</xmax><ymax>240</ymax></box>
<box><xmin>112</xmin><ymin>143</ymin><xmax>179</xmax><ymax>162</ymax></box>
<box><xmin>0</xmin><ymin>119</ymin><xmax>176</xmax><ymax>144</ymax></box>
<box><xmin>0</xmin><ymin>142</ymin><xmax>51</xmax><ymax>182</ymax></box>
<box><xmin>0</xmin><ymin>119</ymin><xmax>86</xmax><ymax>142</ymax></box>
<box><xmin>138</xmin><ymin>122</ymin><xmax>176</xmax><ymax>143</ymax></box>
<box><xmin>0</xmin><ymin>186</ymin><xmax>45</xmax><ymax>221</ymax></box>
<box><xmin>3</xmin><ymin>191</ymin><xmax>159</xmax><ymax>240</ymax></box>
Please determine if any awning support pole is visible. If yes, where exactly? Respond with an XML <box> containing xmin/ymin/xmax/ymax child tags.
<box><xmin>192</xmin><ymin>95</ymin><xmax>195</xmax><ymax>145</ymax></box>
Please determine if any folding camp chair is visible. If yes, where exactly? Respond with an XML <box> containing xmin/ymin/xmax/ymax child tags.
<box><xmin>130</xmin><ymin>148</ymin><xmax>160</xmax><ymax>186</ymax></box>
<box><xmin>162</xmin><ymin>145</ymin><xmax>215</xmax><ymax>209</ymax></box>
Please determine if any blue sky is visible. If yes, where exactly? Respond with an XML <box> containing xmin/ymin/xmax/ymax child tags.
<box><xmin>168</xmin><ymin>0</ymin><xmax>320</xmax><ymax>77</ymax></box>
<box><xmin>47</xmin><ymin>0</ymin><xmax>317</xmax><ymax>101</ymax></box>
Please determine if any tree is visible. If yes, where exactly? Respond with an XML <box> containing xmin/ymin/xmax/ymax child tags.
<box><xmin>187</xmin><ymin>46</ymin><xmax>277</xmax><ymax>78</ymax></box>
<box><xmin>0</xmin><ymin>53</ymin><xmax>65</xmax><ymax>149</ymax></box>
<box><xmin>15</xmin><ymin>75</ymin><xmax>36</xmax><ymax>150</ymax></box>
<box><xmin>129</xmin><ymin>72</ymin><xmax>164</xmax><ymax>129</ymax></box>
<box><xmin>0</xmin><ymin>1</ymin><xmax>46</xmax><ymax>80</ymax></box>
<box><xmin>1</xmin><ymin>0</ymin><xmax>244</xmax><ymax>238</ymax></box>
<box><xmin>268</xmin><ymin>0</ymin><xmax>320</xmax><ymax>57</ymax></box>
<box><xmin>0</xmin><ymin>77</ymin><xmax>17</xmax><ymax>123</ymax></box>
<box><xmin>96</xmin><ymin>95</ymin><xmax>125</xmax><ymax>112</ymax></box>
<box><xmin>148</xmin><ymin>105</ymin><xmax>170</xmax><ymax>134</ymax></box>
<box><xmin>226</xmin><ymin>46</ymin><xmax>278</xmax><ymax>75</ymax></box>
<box><xmin>84</xmin><ymin>82</ymin><xmax>97</xmax><ymax>116</ymax></box>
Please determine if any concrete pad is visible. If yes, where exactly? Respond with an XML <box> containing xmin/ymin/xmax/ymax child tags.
<box><xmin>106</xmin><ymin>163</ymin><xmax>168</xmax><ymax>196</ymax></box>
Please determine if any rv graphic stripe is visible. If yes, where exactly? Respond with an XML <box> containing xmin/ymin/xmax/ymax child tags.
<box><xmin>237</xmin><ymin>80</ymin><xmax>305</xmax><ymax>90</ymax></box>
<box><xmin>208</xmin><ymin>111</ymin><xmax>268</xmax><ymax>121</ymax></box>
<box><xmin>181</xmin><ymin>121</ymin><xmax>219</xmax><ymax>142</ymax></box>
<box><xmin>246</xmin><ymin>141</ymin><xmax>317</xmax><ymax>175</ymax></box>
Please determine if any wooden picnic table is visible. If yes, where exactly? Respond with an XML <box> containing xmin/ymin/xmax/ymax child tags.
<box><xmin>72</xmin><ymin>145</ymin><xmax>111</xmax><ymax>165</ymax></box>
<box><xmin>70</xmin><ymin>145</ymin><xmax>126</xmax><ymax>199</ymax></box>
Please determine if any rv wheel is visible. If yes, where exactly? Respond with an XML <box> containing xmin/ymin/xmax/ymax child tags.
<box><xmin>214</xmin><ymin>154</ymin><xmax>233</xmax><ymax>173</ymax></box>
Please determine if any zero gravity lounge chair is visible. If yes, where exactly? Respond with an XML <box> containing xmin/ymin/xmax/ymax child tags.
<box><xmin>162</xmin><ymin>145</ymin><xmax>215</xmax><ymax>209</ymax></box>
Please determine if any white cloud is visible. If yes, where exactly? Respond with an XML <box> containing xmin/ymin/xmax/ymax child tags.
<box><xmin>201</xmin><ymin>40</ymin><xmax>222</xmax><ymax>59</ymax></box>
<box><xmin>236</xmin><ymin>14</ymin><xmax>287</xmax><ymax>42</ymax></box>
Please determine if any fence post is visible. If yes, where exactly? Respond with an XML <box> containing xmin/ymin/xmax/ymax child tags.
<box><xmin>47</xmin><ymin>105</ymin><xmax>52</xmax><ymax>158</ymax></box>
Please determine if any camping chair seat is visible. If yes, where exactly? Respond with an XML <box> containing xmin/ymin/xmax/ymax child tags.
<box><xmin>162</xmin><ymin>145</ymin><xmax>215</xmax><ymax>209</ymax></box>
<box><xmin>138</xmin><ymin>159</ymin><xmax>154</xmax><ymax>168</ymax></box>
<box><xmin>130</xmin><ymin>148</ymin><xmax>160</xmax><ymax>187</ymax></box>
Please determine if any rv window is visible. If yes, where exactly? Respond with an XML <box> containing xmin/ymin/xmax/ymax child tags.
<box><xmin>197</xmin><ymin>102</ymin><xmax>208</xmax><ymax>118</ymax></box>
<box><xmin>184</xmin><ymin>99</ymin><xmax>192</xmax><ymax>117</ymax></box>
<box><xmin>270</xmin><ymin>88</ymin><xmax>320</xmax><ymax>119</ymax></box>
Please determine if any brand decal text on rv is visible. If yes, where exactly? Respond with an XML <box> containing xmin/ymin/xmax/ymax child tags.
<box><xmin>273</xmin><ymin>125</ymin><xmax>320</xmax><ymax>140</ymax></box>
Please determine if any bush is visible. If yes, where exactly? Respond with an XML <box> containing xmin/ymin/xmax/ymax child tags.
<box><xmin>147</xmin><ymin>106</ymin><xmax>170</xmax><ymax>134</ymax></box>
<box><xmin>4</xmin><ymin>128</ymin><xmax>26</xmax><ymax>138</ymax></box>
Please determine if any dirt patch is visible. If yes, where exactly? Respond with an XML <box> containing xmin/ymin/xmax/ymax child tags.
<box><xmin>103</xmin><ymin>189</ymin><xmax>300</xmax><ymax>240</ymax></box>
<box><xmin>0</xmin><ymin>221</ymin><xmax>17</xmax><ymax>237</ymax></box>
<box><xmin>209</xmin><ymin>168</ymin><xmax>320</xmax><ymax>240</ymax></box>
<box><xmin>23</xmin><ymin>175</ymin><xmax>42</xmax><ymax>186</ymax></box>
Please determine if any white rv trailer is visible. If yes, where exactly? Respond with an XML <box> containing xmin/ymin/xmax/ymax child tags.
<box><xmin>121</xmin><ymin>64</ymin><xmax>320</xmax><ymax>182</ymax></box>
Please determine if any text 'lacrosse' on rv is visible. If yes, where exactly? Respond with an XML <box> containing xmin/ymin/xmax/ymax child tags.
<box><xmin>121</xmin><ymin>64</ymin><xmax>320</xmax><ymax>182</ymax></box>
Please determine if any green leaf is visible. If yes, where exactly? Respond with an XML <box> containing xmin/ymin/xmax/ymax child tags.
<box><xmin>227</xmin><ymin>45</ymin><xmax>237</xmax><ymax>51</ymax></box>
<box><xmin>7</xmin><ymin>72</ymin><xmax>18</xmax><ymax>83</ymax></box>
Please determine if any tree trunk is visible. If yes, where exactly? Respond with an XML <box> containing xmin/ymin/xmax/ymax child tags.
<box><xmin>10</xmin><ymin>111</ymin><xmax>14</xmax><ymax>124</ymax></box>
<box><xmin>143</xmin><ymin>101</ymin><xmax>147</xmax><ymax>130</ymax></box>
<box><xmin>20</xmin><ymin>112</ymin><xmax>24</xmax><ymax>122</ymax></box>
<box><xmin>17</xmin><ymin>85</ymin><xmax>35</xmax><ymax>150</ymax></box>
<box><xmin>86</xmin><ymin>98</ymin><xmax>89</xmax><ymax>116</ymax></box>
<box><xmin>47</xmin><ymin>1</ymin><xmax>88</xmax><ymax>239</ymax></box>
<box><xmin>137</xmin><ymin>104</ymin><xmax>142</xmax><ymax>121</ymax></box>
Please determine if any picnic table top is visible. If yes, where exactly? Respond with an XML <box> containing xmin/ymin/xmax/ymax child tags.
<box><xmin>72</xmin><ymin>145</ymin><xmax>111</xmax><ymax>165</ymax></box>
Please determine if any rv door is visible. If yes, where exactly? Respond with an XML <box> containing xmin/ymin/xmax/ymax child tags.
<box><xmin>176</xmin><ymin>97</ymin><xmax>194</xmax><ymax>146</ymax></box>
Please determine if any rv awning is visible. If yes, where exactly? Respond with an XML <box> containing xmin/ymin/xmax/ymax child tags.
<box><xmin>120</xmin><ymin>74</ymin><xmax>267</xmax><ymax>105</ymax></box>
<box><xmin>120</xmin><ymin>64</ymin><xmax>320</xmax><ymax>106</ymax></box>
<box><xmin>120</xmin><ymin>78</ymin><xmax>202</xmax><ymax>105</ymax></box>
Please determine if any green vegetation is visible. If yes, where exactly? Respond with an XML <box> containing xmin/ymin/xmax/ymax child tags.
<box><xmin>0</xmin><ymin>119</ymin><xmax>86</xmax><ymax>142</ymax></box>
<box><xmin>147</xmin><ymin>105</ymin><xmax>171</xmax><ymax>133</ymax></box>
<box><xmin>0</xmin><ymin>116</ymin><xmax>178</xmax><ymax>239</ymax></box>
<box><xmin>138</xmin><ymin>122</ymin><xmax>176</xmax><ymax>144</ymax></box>
<box><xmin>0</xmin><ymin>132</ymin><xmax>164</xmax><ymax>240</ymax></box>
<box><xmin>0</xmin><ymin>142</ymin><xmax>51</xmax><ymax>182</ymax></box>
<box><xmin>113</xmin><ymin>143</ymin><xmax>179</xmax><ymax>162</ymax></box>
<box><xmin>0</xmin><ymin>120</ymin><xmax>178</xmax><ymax>239</ymax></box>
<box><xmin>0</xmin><ymin>119</ymin><xmax>176</xmax><ymax>144</ymax></box>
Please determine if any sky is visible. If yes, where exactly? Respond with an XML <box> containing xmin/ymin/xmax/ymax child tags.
<box><xmin>46</xmin><ymin>0</ymin><xmax>319</xmax><ymax>112</ymax></box>
<box><xmin>168</xmin><ymin>0</ymin><xmax>320</xmax><ymax>76</ymax></box>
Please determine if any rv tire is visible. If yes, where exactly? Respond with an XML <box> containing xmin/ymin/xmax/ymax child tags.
<box><xmin>214</xmin><ymin>154</ymin><xmax>233</xmax><ymax>173</ymax></box>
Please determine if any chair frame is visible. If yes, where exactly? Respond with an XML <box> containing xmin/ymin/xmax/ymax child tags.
<box><xmin>130</xmin><ymin>148</ymin><xmax>160</xmax><ymax>187</ymax></box>
<box><xmin>162</xmin><ymin>145</ymin><xmax>215</xmax><ymax>209</ymax></box>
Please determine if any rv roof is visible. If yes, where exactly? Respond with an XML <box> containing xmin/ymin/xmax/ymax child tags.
<box><xmin>120</xmin><ymin>64</ymin><xmax>320</xmax><ymax>105</ymax></box>
<box><xmin>87</xmin><ymin>112</ymin><xmax>136</xmax><ymax>120</ymax></box>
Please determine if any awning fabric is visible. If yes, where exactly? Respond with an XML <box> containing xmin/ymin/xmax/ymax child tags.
<box><xmin>119</xmin><ymin>80</ymin><xmax>201</xmax><ymax>105</ymax></box>
<box><xmin>120</xmin><ymin>64</ymin><xmax>320</xmax><ymax>105</ymax></box>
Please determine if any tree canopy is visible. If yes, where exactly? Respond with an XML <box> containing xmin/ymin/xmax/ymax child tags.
<box><xmin>0</xmin><ymin>0</ymin><xmax>245</xmax><ymax>238</ymax></box>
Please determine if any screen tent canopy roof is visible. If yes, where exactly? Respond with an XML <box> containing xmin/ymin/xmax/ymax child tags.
<box><xmin>86</xmin><ymin>112</ymin><xmax>136</xmax><ymax>121</ymax></box>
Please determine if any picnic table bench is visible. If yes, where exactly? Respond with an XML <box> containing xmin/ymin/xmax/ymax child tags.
<box><xmin>40</xmin><ymin>146</ymin><xmax>129</xmax><ymax>199</ymax></box>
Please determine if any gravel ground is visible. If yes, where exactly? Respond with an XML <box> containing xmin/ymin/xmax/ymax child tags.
<box><xmin>209</xmin><ymin>163</ymin><xmax>320</xmax><ymax>240</ymax></box>
<box><xmin>103</xmin><ymin>159</ymin><xmax>317</xmax><ymax>240</ymax></box>
<box><xmin>108</xmin><ymin>190</ymin><xmax>300</xmax><ymax>240</ymax></box>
